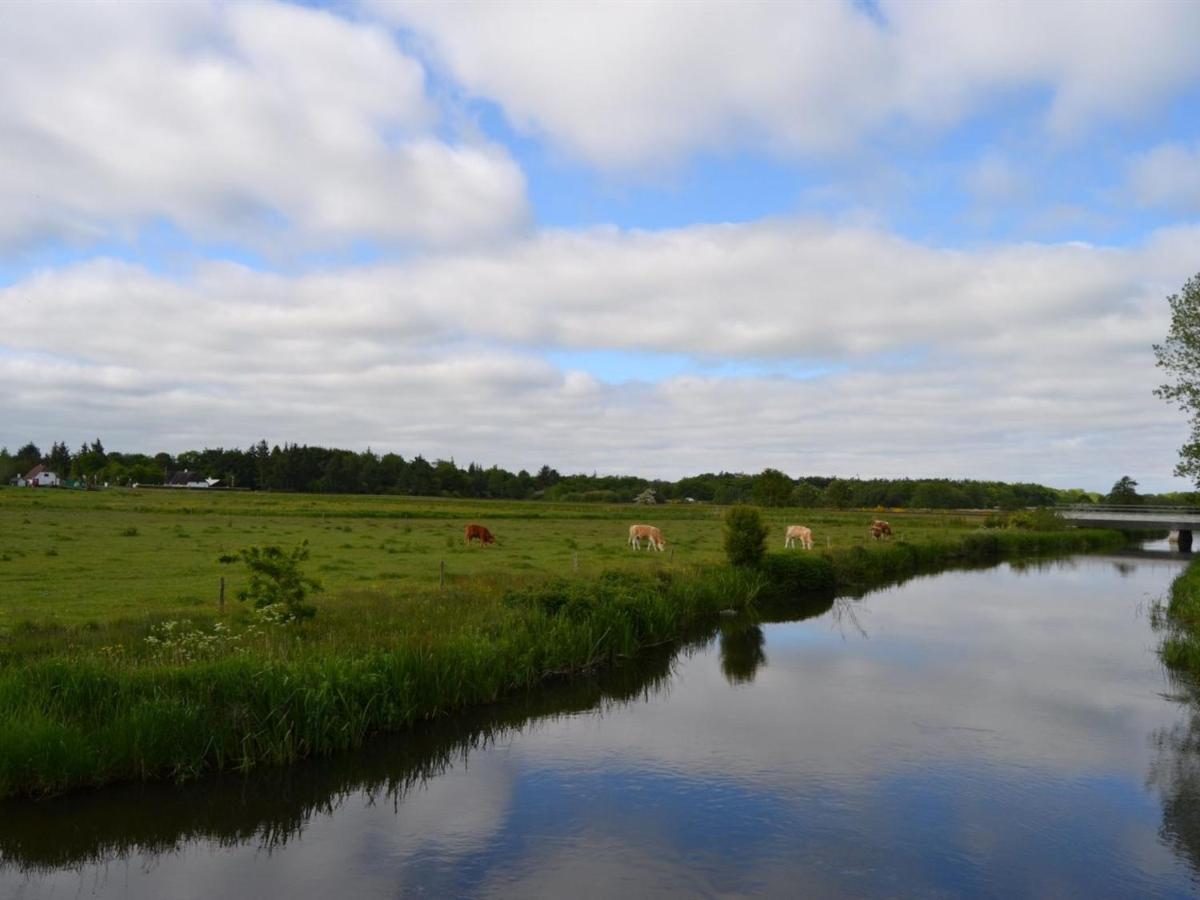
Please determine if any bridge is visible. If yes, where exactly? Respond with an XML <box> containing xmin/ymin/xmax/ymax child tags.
<box><xmin>1059</xmin><ymin>505</ymin><xmax>1200</xmax><ymax>550</ymax></box>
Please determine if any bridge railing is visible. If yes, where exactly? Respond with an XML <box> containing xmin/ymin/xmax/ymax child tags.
<box><xmin>1058</xmin><ymin>504</ymin><xmax>1200</xmax><ymax>515</ymax></box>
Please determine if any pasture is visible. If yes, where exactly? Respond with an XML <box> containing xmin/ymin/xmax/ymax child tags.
<box><xmin>0</xmin><ymin>486</ymin><xmax>1124</xmax><ymax>797</ymax></box>
<box><xmin>0</xmin><ymin>486</ymin><xmax>986</xmax><ymax>630</ymax></box>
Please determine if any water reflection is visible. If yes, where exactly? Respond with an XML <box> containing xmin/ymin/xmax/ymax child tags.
<box><xmin>5</xmin><ymin>548</ymin><xmax>1200</xmax><ymax>897</ymax></box>
<box><xmin>1149</xmin><ymin>676</ymin><xmax>1200</xmax><ymax>881</ymax></box>
<box><xmin>718</xmin><ymin>623</ymin><xmax>766</xmax><ymax>685</ymax></box>
<box><xmin>0</xmin><ymin>645</ymin><xmax>682</xmax><ymax>873</ymax></box>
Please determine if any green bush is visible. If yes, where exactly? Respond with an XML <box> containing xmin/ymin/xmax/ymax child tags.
<box><xmin>237</xmin><ymin>542</ymin><xmax>321</xmax><ymax>621</ymax></box>
<box><xmin>724</xmin><ymin>505</ymin><xmax>768</xmax><ymax>568</ymax></box>
<box><xmin>759</xmin><ymin>553</ymin><xmax>836</xmax><ymax>596</ymax></box>
<box><xmin>1007</xmin><ymin>508</ymin><xmax>1066</xmax><ymax>531</ymax></box>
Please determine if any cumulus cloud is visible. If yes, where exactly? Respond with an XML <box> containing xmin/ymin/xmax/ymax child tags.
<box><xmin>379</xmin><ymin>0</ymin><xmax>1200</xmax><ymax>170</ymax></box>
<box><xmin>0</xmin><ymin>0</ymin><xmax>528</xmax><ymax>249</ymax></box>
<box><xmin>2</xmin><ymin>220</ymin><xmax>1194</xmax><ymax>489</ymax></box>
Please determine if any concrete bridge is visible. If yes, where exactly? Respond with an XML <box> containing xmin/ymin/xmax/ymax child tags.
<box><xmin>1059</xmin><ymin>505</ymin><xmax>1200</xmax><ymax>550</ymax></box>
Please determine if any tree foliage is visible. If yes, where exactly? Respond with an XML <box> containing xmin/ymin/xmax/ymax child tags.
<box><xmin>751</xmin><ymin>468</ymin><xmax>793</xmax><ymax>507</ymax></box>
<box><xmin>724</xmin><ymin>505</ymin><xmax>769</xmax><ymax>568</ymax></box>
<box><xmin>1106</xmin><ymin>476</ymin><xmax>1141</xmax><ymax>505</ymax></box>
<box><xmin>9</xmin><ymin>435</ymin><xmax>1185</xmax><ymax>505</ymax></box>
<box><xmin>236</xmin><ymin>542</ymin><xmax>321</xmax><ymax>621</ymax></box>
<box><xmin>1154</xmin><ymin>272</ymin><xmax>1200</xmax><ymax>484</ymax></box>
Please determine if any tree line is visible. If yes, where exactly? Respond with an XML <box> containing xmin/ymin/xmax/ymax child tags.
<box><xmin>2</xmin><ymin>438</ymin><xmax>1188</xmax><ymax>508</ymax></box>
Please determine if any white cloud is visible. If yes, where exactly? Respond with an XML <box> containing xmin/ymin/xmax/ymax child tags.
<box><xmin>0</xmin><ymin>0</ymin><xmax>528</xmax><ymax>249</ymax></box>
<box><xmin>379</xmin><ymin>0</ymin><xmax>1200</xmax><ymax>171</ymax></box>
<box><xmin>1129</xmin><ymin>142</ymin><xmax>1200</xmax><ymax>213</ymax></box>
<box><xmin>2</xmin><ymin>220</ymin><xmax>1195</xmax><ymax>490</ymax></box>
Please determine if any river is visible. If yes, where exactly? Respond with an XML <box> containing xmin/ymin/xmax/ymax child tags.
<box><xmin>4</xmin><ymin>545</ymin><xmax>1200</xmax><ymax>897</ymax></box>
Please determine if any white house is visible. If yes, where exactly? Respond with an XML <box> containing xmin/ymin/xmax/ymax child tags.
<box><xmin>22</xmin><ymin>464</ymin><xmax>60</xmax><ymax>487</ymax></box>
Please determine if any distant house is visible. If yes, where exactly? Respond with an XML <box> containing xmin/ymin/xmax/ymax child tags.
<box><xmin>21</xmin><ymin>464</ymin><xmax>60</xmax><ymax>487</ymax></box>
<box><xmin>166</xmin><ymin>470</ymin><xmax>221</xmax><ymax>489</ymax></box>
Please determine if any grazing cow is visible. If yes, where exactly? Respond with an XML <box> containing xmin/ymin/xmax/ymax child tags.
<box><xmin>870</xmin><ymin>519</ymin><xmax>893</xmax><ymax>540</ymax></box>
<box><xmin>784</xmin><ymin>525</ymin><xmax>813</xmax><ymax>550</ymax></box>
<box><xmin>628</xmin><ymin>524</ymin><xmax>666</xmax><ymax>551</ymax></box>
<box><xmin>465</xmin><ymin>523</ymin><xmax>496</xmax><ymax>546</ymax></box>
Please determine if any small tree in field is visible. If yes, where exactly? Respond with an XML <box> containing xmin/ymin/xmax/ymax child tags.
<box><xmin>724</xmin><ymin>505</ymin><xmax>769</xmax><ymax>568</ymax></box>
<box><xmin>237</xmin><ymin>542</ymin><xmax>321</xmax><ymax>621</ymax></box>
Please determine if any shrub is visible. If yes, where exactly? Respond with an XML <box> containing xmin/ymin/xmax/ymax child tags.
<box><xmin>724</xmin><ymin>505</ymin><xmax>768</xmax><ymax>568</ymax></box>
<box><xmin>236</xmin><ymin>542</ymin><xmax>321</xmax><ymax>621</ymax></box>
<box><xmin>1007</xmin><ymin>508</ymin><xmax>1066</xmax><ymax>531</ymax></box>
<box><xmin>760</xmin><ymin>553</ymin><xmax>836</xmax><ymax>595</ymax></box>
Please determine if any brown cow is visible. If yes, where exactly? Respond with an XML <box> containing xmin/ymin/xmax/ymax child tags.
<box><xmin>784</xmin><ymin>525</ymin><xmax>813</xmax><ymax>550</ymax></box>
<box><xmin>870</xmin><ymin>519</ymin><xmax>893</xmax><ymax>540</ymax></box>
<box><xmin>628</xmin><ymin>524</ymin><xmax>666</xmax><ymax>551</ymax></box>
<box><xmin>465</xmin><ymin>523</ymin><xmax>496</xmax><ymax>545</ymax></box>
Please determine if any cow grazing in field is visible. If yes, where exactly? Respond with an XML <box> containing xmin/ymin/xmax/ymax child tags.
<box><xmin>628</xmin><ymin>524</ymin><xmax>666</xmax><ymax>551</ymax></box>
<box><xmin>465</xmin><ymin>523</ymin><xmax>496</xmax><ymax>546</ymax></box>
<box><xmin>784</xmin><ymin>525</ymin><xmax>813</xmax><ymax>550</ymax></box>
<box><xmin>870</xmin><ymin>520</ymin><xmax>893</xmax><ymax>540</ymax></box>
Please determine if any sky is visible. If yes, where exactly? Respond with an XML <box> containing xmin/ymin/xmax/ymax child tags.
<box><xmin>2</xmin><ymin>0</ymin><xmax>1199</xmax><ymax>492</ymax></box>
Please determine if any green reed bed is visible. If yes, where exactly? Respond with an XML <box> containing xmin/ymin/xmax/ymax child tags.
<box><xmin>1158</xmin><ymin>558</ymin><xmax>1200</xmax><ymax>674</ymax></box>
<box><xmin>0</xmin><ymin>565</ymin><xmax>767</xmax><ymax>797</ymax></box>
<box><xmin>0</xmin><ymin>523</ymin><xmax>1121</xmax><ymax>798</ymax></box>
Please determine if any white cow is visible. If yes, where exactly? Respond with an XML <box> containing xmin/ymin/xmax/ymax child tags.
<box><xmin>784</xmin><ymin>525</ymin><xmax>813</xmax><ymax>550</ymax></box>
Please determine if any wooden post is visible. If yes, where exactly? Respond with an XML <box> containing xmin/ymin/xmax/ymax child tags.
<box><xmin>573</xmin><ymin>551</ymin><xmax>579</xmax><ymax>572</ymax></box>
<box><xmin>669</xmin><ymin>548</ymin><xmax>674</xmax><ymax>564</ymax></box>
<box><xmin>440</xmin><ymin>560</ymin><xmax>445</xmax><ymax>591</ymax></box>
<box><xmin>219</xmin><ymin>576</ymin><xmax>225</xmax><ymax>613</ymax></box>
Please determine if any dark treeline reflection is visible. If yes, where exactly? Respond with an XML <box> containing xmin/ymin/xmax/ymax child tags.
<box><xmin>0</xmin><ymin>594</ymin><xmax>844</xmax><ymax>873</ymax></box>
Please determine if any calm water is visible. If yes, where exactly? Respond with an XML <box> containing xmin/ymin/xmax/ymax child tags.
<box><xmin>6</xmin><ymin>547</ymin><xmax>1200</xmax><ymax>898</ymax></box>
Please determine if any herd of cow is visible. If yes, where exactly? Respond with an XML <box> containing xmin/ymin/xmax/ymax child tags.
<box><xmin>463</xmin><ymin>519</ymin><xmax>894</xmax><ymax>550</ymax></box>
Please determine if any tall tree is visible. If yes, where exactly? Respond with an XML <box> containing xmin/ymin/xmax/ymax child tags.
<box><xmin>14</xmin><ymin>442</ymin><xmax>41</xmax><ymax>473</ymax></box>
<box><xmin>752</xmin><ymin>467</ymin><xmax>794</xmax><ymax>507</ymax></box>
<box><xmin>48</xmin><ymin>441</ymin><xmax>72</xmax><ymax>475</ymax></box>
<box><xmin>1107</xmin><ymin>476</ymin><xmax>1140</xmax><ymax>505</ymax></box>
<box><xmin>1154</xmin><ymin>272</ymin><xmax>1200</xmax><ymax>484</ymax></box>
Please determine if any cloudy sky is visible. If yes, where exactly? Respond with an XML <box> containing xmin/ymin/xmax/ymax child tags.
<box><xmin>2</xmin><ymin>0</ymin><xmax>1199</xmax><ymax>491</ymax></box>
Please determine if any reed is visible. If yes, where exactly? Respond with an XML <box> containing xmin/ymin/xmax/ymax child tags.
<box><xmin>0</xmin><ymin>524</ymin><xmax>1123</xmax><ymax>798</ymax></box>
<box><xmin>1157</xmin><ymin>558</ymin><xmax>1200</xmax><ymax>673</ymax></box>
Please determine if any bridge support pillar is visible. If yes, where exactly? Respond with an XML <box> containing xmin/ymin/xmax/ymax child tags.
<box><xmin>1180</xmin><ymin>530</ymin><xmax>1193</xmax><ymax>552</ymax></box>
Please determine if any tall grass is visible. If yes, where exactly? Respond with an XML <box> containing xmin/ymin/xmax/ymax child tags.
<box><xmin>0</xmin><ymin>525</ymin><xmax>1124</xmax><ymax>798</ymax></box>
<box><xmin>1157</xmin><ymin>559</ymin><xmax>1200</xmax><ymax>673</ymax></box>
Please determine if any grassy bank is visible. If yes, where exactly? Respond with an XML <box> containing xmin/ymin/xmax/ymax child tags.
<box><xmin>0</xmin><ymin>488</ymin><xmax>1124</xmax><ymax>798</ymax></box>
<box><xmin>0</xmin><ymin>487</ymin><xmax>991</xmax><ymax>626</ymax></box>
<box><xmin>1158</xmin><ymin>558</ymin><xmax>1200</xmax><ymax>674</ymax></box>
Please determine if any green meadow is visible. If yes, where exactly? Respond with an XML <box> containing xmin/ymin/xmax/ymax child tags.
<box><xmin>0</xmin><ymin>486</ymin><xmax>1123</xmax><ymax>797</ymax></box>
<box><xmin>0</xmin><ymin>486</ymin><xmax>988</xmax><ymax>629</ymax></box>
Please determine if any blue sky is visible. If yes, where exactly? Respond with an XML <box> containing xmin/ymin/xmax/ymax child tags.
<box><xmin>2</xmin><ymin>0</ymin><xmax>1200</xmax><ymax>490</ymax></box>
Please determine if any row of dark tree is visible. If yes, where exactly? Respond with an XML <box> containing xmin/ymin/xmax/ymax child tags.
<box><xmin>0</xmin><ymin>439</ymin><xmax>1190</xmax><ymax>508</ymax></box>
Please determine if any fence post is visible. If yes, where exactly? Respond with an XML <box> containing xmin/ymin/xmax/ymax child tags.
<box><xmin>219</xmin><ymin>576</ymin><xmax>225</xmax><ymax>613</ymax></box>
<box><xmin>573</xmin><ymin>551</ymin><xmax>579</xmax><ymax>572</ymax></box>
<box><xmin>440</xmin><ymin>560</ymin><xmax>445</xmax><ymax>592</ymax></box>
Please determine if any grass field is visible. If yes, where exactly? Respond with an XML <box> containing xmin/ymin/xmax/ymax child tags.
<box><xmin>0</xmin><ymin>486</ymin><xmax>988</xmax><ymax>630</ymax></box>
<box><xmin>0</xmin><ymin>486</ymin><xmax>1123</xmax><ymax>797</ymax></box>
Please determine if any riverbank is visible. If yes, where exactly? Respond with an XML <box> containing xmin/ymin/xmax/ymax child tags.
<box><xmin>0</xmin><ymin>525</ymin><xmax>1123</xmax><ymax>798</ymax></box>
<box><xmin>1158</xmin><ymin>556</ymin><xmax>1200</xmax><ymax>674</ymax></box>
